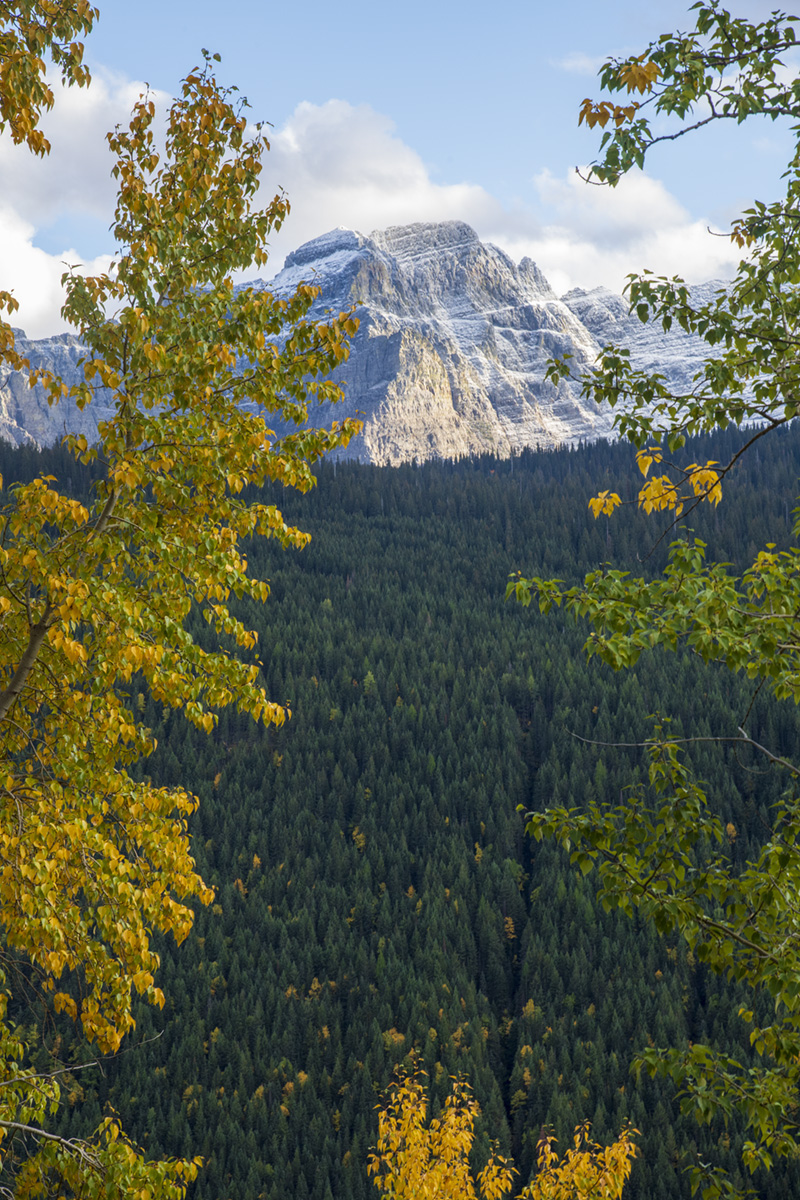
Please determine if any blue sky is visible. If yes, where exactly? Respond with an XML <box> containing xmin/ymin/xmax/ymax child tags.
<box><xmin>2</xmin><ymin>0</ymin><xmax>795</xmax><ymax>336</ymax></box>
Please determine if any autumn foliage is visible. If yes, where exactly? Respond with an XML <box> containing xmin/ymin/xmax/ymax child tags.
<box><xmin>0</xmin><ymin>11</ymin><xmax>359</xmax><ymax>1196</ymax></box>
<box><xmin>368</xmin><ymin>1063</ymin><xmax>636</xmax><ymax>1200</ymax></box>
<box><xmin>368</xmin><ymin>1062</ymin><xmax>514</xmax><ymax>1200</ymax></box>
<box><xmin>511</xmin><ymin>3</ymin><xmax>800</xmax><ymax>1194</ymax></box>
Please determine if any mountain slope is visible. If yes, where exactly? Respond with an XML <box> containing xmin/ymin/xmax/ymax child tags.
<box><xmin>0</xmin><ymin>223</ymin><xmax>724</xmax><ymax>461</ymax></box>
<box><xmin>263</xmin><ymin>222</ymin><xmax>614</xmax><ymax>463</ymax></box>
<box><xmin>0</xmin><ymin>330</ymin><xmax>113</xmax><ymax>448</ymax></box>
<box><xmin>562</xmin><ymin>281</ymin><xmax>726</xmax><ymax>396</ymax></box>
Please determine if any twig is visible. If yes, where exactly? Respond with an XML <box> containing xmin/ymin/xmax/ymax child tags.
<box><xmin>570</xmin><ymin>728</ymin><xmax>800</xmax><ymax>776</ymax></box>
<box><xmin>0</xmin><ymin>1120</ymin><xmax>101</xmax><ymax>1169</ymax></box>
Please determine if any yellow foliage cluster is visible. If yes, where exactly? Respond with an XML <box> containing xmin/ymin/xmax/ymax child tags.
<box><xmin>579</xmin><ymin>99</ymin><xmax>640</xmax><ymax>130</ymax></box>
<box><xmin>0</xmin><ymin>15</ymin><xmax>360</xmax><ymax>1199</ymax></box>
<box><xmin>367</xmin><ymin>1063</ymin><xmax>515</xmax><ymax>1200</ymax></box>
<box><xmin>588</xmin><ymin>447</ymin><xmax>722</xmax><ymax>522</ymax></box>
<box><xmin>369</xmin><ymin>1064</ymin><xmax>637</xmax><ymax>1200</ymax></box>
<box><xmin>523</xmin><ymin>1125</ymin><xmax>638</xmax><ymax>1200</ymax></box>
<box><xmin>618</xmin><ymin>57</ymin><xmax>660</xmax><ymax>94</ymax></box>
<box><xmin>587</xmin><ymin>491</ymin><xmax>621</xmax><ymax>519</ymax></box>
<box><xmin>0</xmin><ymin>0</ymin><xmax>97</xmax><ymax>155</ymax></box>
<box><xmin>578</xmin><ymin>58</ymin><xmax>658</xmax><ymax>131</ymax></box>
<box><xmin>0</xmin><ymin>56</ymin><xmax>360</xmax><ymax>1038</ymax></box>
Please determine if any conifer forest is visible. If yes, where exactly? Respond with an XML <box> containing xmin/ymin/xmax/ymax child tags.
<box><xmin>3</xmin><ymin>427</ymin><xmax>800</xmax><ymax>1200</ymax></box>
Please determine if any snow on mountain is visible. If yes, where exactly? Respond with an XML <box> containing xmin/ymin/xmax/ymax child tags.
<box><xmin>561</xmin><ymin>280</ymin><xmax>727</xmax><ymax>397</ymax></box>
<box><xmin>0</xmin><ymin>222</ymin><xmax>721</xmax><ymax>462</ymax></box>
<box><xmin>263</xmin><ymin>220</ymin><xmax>613</xmax><ymax>463</ymax></box>
<box><xmin>0</xmin><ymin>330</ymin><xmax>113</xmax><ymax>448</ymax></box>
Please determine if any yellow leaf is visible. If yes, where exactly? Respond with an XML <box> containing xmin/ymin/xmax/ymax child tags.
<box><xmin>638</xmin><ymin>475</ymin><xmax>682</xmax><ymax>514</ymax></box>
<box><xmin>688</xmin><ymin>462</ymin><xmax>723</xmax><ymax>506</ymax></box>
<box><xmin>53</xmin><ymin>992</ymin><xmax>78</xmax><ymax>1020</ymax></box>
<box><xmin>588</xmin><ymin>491</ymin><xmax>622</xmax><ymax>519</ymax></box>
<box><xmin>635</xmin><ymin>445</ymin><xmax>662</xmax><ymax>477</ymax></box>
<box><xmin>619</xmin><ymin>57</ymin><xmax>660</xmax><ymax>94</ymax></box>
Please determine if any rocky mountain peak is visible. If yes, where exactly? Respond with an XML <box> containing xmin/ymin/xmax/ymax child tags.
<box><xmin>263</xmin><ymin>220</ymin><xmax>613</xmax><ymax>463</ymax></box>
<box><xmin>370</xmin><ymin>220</ymin><xmax>482</xmax><ymax>262</ymax></box>
<box><xmin>0</xmin><ymin>222</ymin><xmax>720</xmax><ymax>463</ymax></box>
<box><xmin>519</xmin><ymin>258</ymin><xmax>556</xmax><ymax>301</ymax></box>
<box><xmin>283</xmin><ymin>226</ymin><xmax>366</xmax><ymax>269</ymax></box>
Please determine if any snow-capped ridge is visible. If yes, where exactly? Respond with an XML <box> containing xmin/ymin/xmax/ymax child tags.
<box><xmin>371</xmin><ymin>220</ymin><xmax>481</xmax><ymax>262</ymax></box>
<box><xmin>0</xmin><ymin>222</ymin><xmax>721</xmax><ymax>462</ymax></box>
<box><xmin>263</xmin><ymin>220</ymin><xmax>614</xmax><ymax>462</ymax></box>
<box><xmin>283</xmin><ymin>227</ymin><xmax>365</xmax><ymax>269</ymax></box>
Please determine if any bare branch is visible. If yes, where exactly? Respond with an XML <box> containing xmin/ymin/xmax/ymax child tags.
<box><xmin>570</xmin><ymin>729</ymin><xmax>800</xmax><ymax>776</ymax></box>
<box><xmin>0</xmin><ymin>1119</ymin><xmax>101</xmax><ymax>1168</ymax></box>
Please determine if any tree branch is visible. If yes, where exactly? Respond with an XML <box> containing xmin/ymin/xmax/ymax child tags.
<box><xmin>0</xmin><ymin>1119</ymin><xmax>101</xmax><ymax>1168</ymax></box>
<box><xmin>0</xmin><ymin>602</ymin><xmax>54</xmax><ymax>722</ymax></box>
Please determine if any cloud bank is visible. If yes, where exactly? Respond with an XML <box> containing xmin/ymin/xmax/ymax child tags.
<box><xmin>1</xmin><ymin>82</ymin><xmax>742</xmax><ymax>339</ymax></box>
<box><xmin>0</xmin><ymin>72</ymin><xmax>165</xmax><ymax>339</ymax></box>
<box><xmin>261</xmin><ymin>101</ymin><xmax>740</xmax><ymax>292</ymax></box>
<box><xmin>497</xmin><ymin>167</ymin><xmax>742</xmax><ymax>297</ymax></box>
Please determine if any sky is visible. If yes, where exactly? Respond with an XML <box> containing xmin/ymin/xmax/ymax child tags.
<box><xmin>3</xmin><ymin>0</ymin><xmax>798</xmax><ymax>338</ymax></box>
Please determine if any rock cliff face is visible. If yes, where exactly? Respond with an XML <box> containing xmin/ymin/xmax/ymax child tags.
<box><xmin>0</xmin><ymin>330</ymin><xmax>113</xmax><ymax>448</ymax></box>
<box><xmin>265</xmin><ymin>222</ymin><xmax>614</xmax><ymax>463</ymax></box>
<box><xmin>561</xmin><ymin>280</ymin><xmax>725</xmax><ymax>397</ymax></box>
<box><xmin>0</xmin><ymin>222</ymin><xmax>720</xmax><ymax>462</ymax></box>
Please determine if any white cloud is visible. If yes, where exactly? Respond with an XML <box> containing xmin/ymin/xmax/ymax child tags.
<box><xmin>769</xmin><ymin>51</ymin><xmax>800</xmax><ymax>89</ymax></box>
<box><xmin>554</xmin><ymin>51</ymin><xmax>605</xmax><ymax>76</ymax></box>
<box><xmin>0</xmin><ymin>205</ymin><xmax>114</xmax><ymax>340</ymax></box>
<box><xmin>0</xmin><ymin>71</ymin><xmax>168</xmax><ymax>337</ymax></box>
<box><xmin>0</xmin><ymin>71</ymin><xmax>153</xmax><ymax>226</ymax></box>
<box><xmin>259</xmin><ymin>102</ymin><xmax>741</xmax><ymax>297</ymax></box>
<box><xmin>482</xmin><ymin>167</ymin><xmax>741</xmax><ymax>296</ymax></box>
<box><xmin>258</xmin><ymin>100</ymin><xmax>503</xmax><ymax>271</ymax></box>
<box><xmin>1</xmin><ymin>87</ymin><xmax>744</xmax><ymax>337</ymax></box>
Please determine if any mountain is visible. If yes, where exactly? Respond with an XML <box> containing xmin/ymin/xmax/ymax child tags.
<box><xmin>0</xmin><ymin>222</ymin><xmax>722</xmax><ymax>461</ymax></box>
<box><xmin>561</xmin><ymin>280</ymin><xmax>726</xmax><ymax>394</ymax></box>
<box><xmin>260</xmin><ymin>222</ymin><xmax>613</xmax><ymax>463</ymax></box>
<box><xmin>0</xmin><ymin>330</ymin><xmax>114</xmax><ymax>448</ymax></box>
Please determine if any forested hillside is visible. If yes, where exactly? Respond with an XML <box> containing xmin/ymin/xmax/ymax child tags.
<box><xmin>3</xmin><ymin>430</ymin><xmax>799</xmax><ymax>1200</ymax></box>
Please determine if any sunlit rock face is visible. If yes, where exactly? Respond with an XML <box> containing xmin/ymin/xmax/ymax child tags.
<box><xmin>0</xmin><ymin>222</ymin><xmax>721</xmax><ymax>461</ymax></box>
<box><xmin>264</xmin><ymin>221</ymin><xmax>615</xmax><ymax>463</ymax></box>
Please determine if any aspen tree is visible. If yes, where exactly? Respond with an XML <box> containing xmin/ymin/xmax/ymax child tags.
<box><xmin>0</xmin><ymin>8</ymin><xmax>359</xmax><ymax>1194</ymax></box>
<box><xmin>510</xmin><ymin>5</ymin><xmax>800</xmax><ymax>1194</ymax></box>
